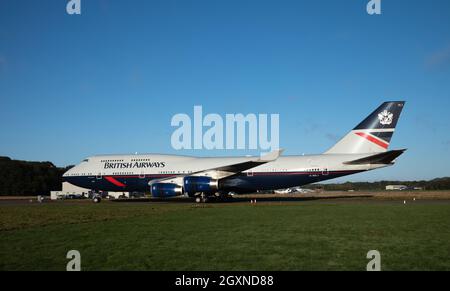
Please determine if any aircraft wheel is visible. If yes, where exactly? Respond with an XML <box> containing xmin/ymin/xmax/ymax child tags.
<box><xmin>202</xmin><ymin>197</ymin><xmax>209</xmax><ymax>203</ymax></box>
<box><xmin>195</xmin><ymin>196</ymin><xmax>202</xmax><ymax>203</ymax></box>
<box><xmin>93</xmin><ymin>196</ymin><xmax>101</xmax><ymax>203</ymax></box>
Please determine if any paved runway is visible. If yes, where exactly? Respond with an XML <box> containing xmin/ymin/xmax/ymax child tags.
<box><xmin>1</xmin><ymin>193</ymin><xmax>450</xmax><ymax>206</ymax></box>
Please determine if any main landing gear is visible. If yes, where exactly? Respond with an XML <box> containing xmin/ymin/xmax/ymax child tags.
<box><xmin>195</xmin><ymin>193</ymin><xmax>209</xmax><ymax>203</ymax></box>
<box><xmin>194</xmin><ymin>192</ymin><xmax>231</xmax><ymax>203</ymax></box>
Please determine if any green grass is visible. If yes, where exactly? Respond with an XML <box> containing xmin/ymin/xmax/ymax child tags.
<box><xmin>0</xmin><ymin>201</ymin><xmax>449</xmax><ymax>270</ymax></box>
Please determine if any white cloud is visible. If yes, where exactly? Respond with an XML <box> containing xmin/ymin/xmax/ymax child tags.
<box><xmin>425</xmin><ymin>44</ymin><xmax>450</xmax><ymax>70</ymax></box>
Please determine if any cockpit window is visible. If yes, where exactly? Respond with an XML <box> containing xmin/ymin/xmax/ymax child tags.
<box><xmin>82</xmin><ymin>159</ymin><xmax>89</xmax><ymax>162</ymax></box>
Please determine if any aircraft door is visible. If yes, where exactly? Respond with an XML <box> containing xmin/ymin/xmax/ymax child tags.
<box><xmin>308</xmin><ymin>158</ymin><xmax>320</xmax><ymax>182</ymax></box>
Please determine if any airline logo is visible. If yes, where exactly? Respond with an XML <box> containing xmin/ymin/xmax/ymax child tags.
<box><xmin>378</xmin><ymin>110</ymin><xmax>394</xmax><ymax>125</ymax></box>
<box><xmin>104</xmin><ymin>161</ymin><xmax>166</xmax><ymax>169</ymax></box>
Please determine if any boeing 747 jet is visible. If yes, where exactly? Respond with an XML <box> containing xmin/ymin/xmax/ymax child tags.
<box><xmin>63</xmin><ymin>101</ymin><xmax>406</xmax><ymax>202</ymax></box>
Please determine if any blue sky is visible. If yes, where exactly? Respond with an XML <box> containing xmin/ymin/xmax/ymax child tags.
<box><xmin>0</xmin><ymin>0</ymin><xmax>449</xmax><ymax>181</ymax></box>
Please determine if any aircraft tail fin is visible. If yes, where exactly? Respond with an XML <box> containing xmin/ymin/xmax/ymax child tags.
<box><xmin>324</xmin><ymin>101</ymin><xmax>405</xmax><ymax>154</ymax></box>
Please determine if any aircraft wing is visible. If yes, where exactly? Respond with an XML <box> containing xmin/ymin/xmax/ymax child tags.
<box><xmin>148</xmin><ymin>149</ymin><xmax>284</xmax><ymax>186</ymax></box>
<box><xmin>203</xmin><ymin>148</ymin><xmax>284</xmax><ymax>175</ymax></box>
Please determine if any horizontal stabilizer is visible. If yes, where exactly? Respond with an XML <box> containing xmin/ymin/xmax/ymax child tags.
<box><xmin>343</xmin><ymin>149</ymin><xmax>406</xmax><ymax>165</ymax></box>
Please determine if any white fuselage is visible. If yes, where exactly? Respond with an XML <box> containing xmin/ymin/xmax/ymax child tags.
<box><xmin>63</xmin><ymin>153</ymin><xmax>388</xmax><ymax>194</ymax></box>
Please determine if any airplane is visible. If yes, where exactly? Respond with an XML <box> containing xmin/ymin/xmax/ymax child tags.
<box><xmin>63</xmin><ymin>101</ymin><xmax>406</xmax><ymax>203</ymax></box>
<box><xmin>274</xmin><ymin>188</ymin><xmax>294</xmax><ymax>194</ymax></box>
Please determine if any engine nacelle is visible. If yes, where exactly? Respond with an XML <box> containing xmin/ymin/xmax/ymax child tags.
<box><xmin>183</xmin><ymin>176</ymin><xmax>218</xmax><ymax>195</ymax></box>
<box><xmin>150</xmin><ymin>183</ymin><xmax>183</xmax><ymax>197</ymax></box>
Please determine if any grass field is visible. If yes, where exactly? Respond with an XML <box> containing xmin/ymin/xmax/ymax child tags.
<box><xmin>0</xmin><ymin>199</ymin><xmax>449</xmax><ymax>271</ymax></box>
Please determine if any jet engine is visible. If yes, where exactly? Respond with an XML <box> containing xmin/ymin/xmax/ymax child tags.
<box><xmin>150</xmin><ymin>183</ymin><xmax>183</xmax><ymax>197</ymax></box>
<box><xmin>183</xmin><ymin>176</ymin><xmax>218</xmax><ymax>195</ymax></box>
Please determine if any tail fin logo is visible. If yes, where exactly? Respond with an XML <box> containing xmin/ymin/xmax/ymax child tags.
<box><xmin>378</xmin><ymin>110</ymin><xmax>394</xmax><ymax>125</ymax></box>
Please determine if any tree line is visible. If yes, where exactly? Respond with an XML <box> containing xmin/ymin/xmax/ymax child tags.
<box><xmin>307</xmin><ymin>177</ymin><xmax>450</xmax><ymax>191</ymax></box>
<box><xmin>0</xmin><ymin>156</ymin><xmax>73</xmax><ymax>196</ymax></box>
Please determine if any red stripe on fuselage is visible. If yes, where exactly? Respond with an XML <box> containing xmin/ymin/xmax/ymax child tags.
<box><xmin>105</xmin><ymin>176</ymin><xmax>126</xmax><ymax>187</ymax></box>
<box><xmin>355</xmin><ymin>132</ymin><xmax>389</xmax><ymax>149</ymax></box>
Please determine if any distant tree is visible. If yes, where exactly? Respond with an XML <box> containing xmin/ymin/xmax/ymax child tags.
<box><xmin>305</xmin><ymin>177</ymin><xmax>450</xmax><ymax>191</ymax></box>
<box><xmin>0</xmin><ymin>157</ymin><xmax>69</xmax><ymax>196</ymax></box>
